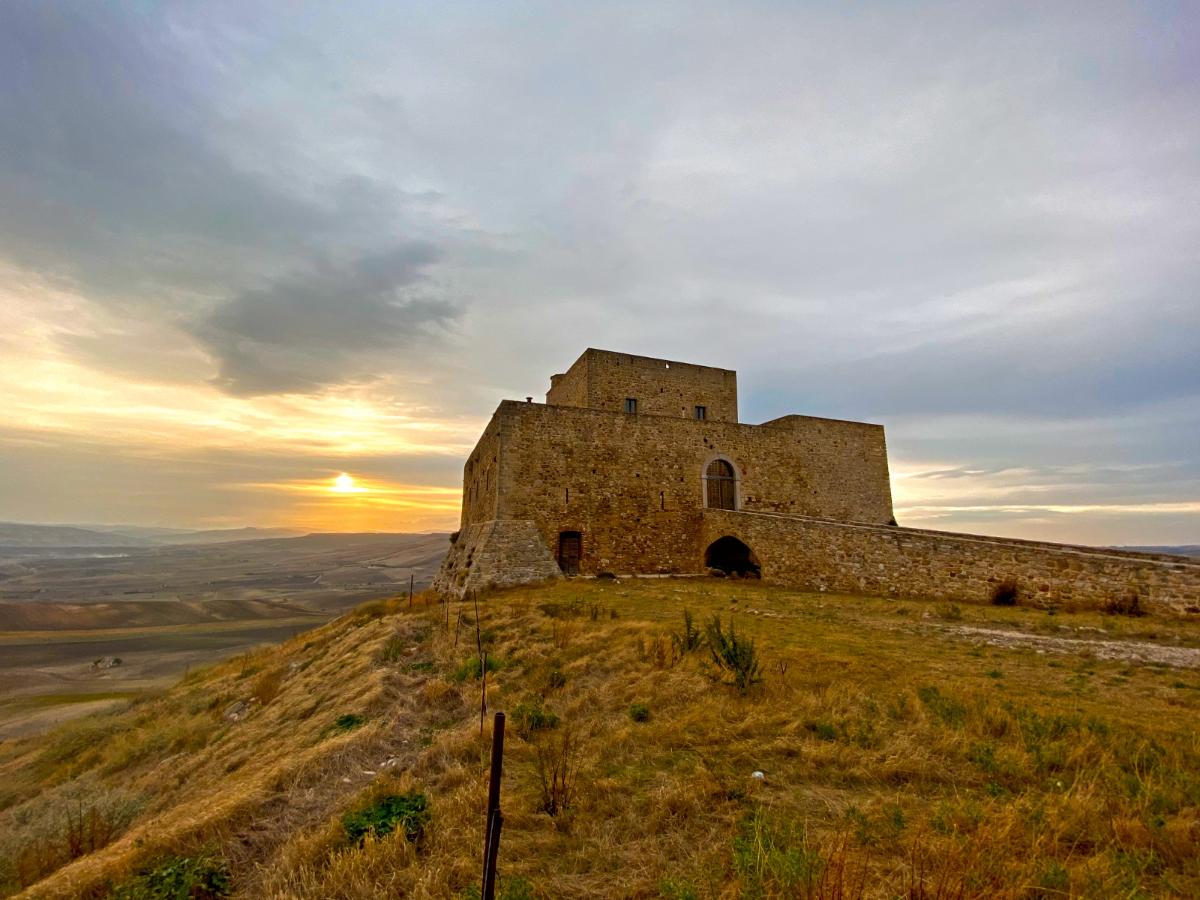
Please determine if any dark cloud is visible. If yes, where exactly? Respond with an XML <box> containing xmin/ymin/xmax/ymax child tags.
<box><xmin>193</xmin><ymin>244</ymin><xmax>456</xmax><ymax>395</ymax></box>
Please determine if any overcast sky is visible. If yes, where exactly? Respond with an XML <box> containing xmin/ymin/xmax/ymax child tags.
<box><xmin>1</xmin><ymin>1</ymin><xmax>1197</xmax><ymax>543</ymax></box>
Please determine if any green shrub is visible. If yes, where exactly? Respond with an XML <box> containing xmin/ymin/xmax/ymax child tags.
<box><xmin>917</xmin><ymin>686</ymin><xmax>967</xmax><ymax>727</ymax></box>
<box><xmin>111</xmin><ymin>854</ymin><xmax>230</xmax><ymax>899</ymax></box>
<box><xmin>379</xmin><ymin>634</ymin><xmax>408</xmax><ymax>663</ymax></box>
<box><xmin>704</xmin><ymin>615</ymin><xmax>762</xmax><ymax>694</ymax></box>
<box><xmin>732</xmin><ymin>809</ymin><xmax>834</xmax><ymax>898</ymax></box>
<box><xmin>804</xmin><ymin>721</ymin><xmax>837</xmax><ymax>742</ymax></box>
<box><xmin>537</xmin><ymin>599</ymin><xmax>585</xmax><ymax>619</ymax></box>
<box><xmin>330</xmin><ymin>714</ymin><xmax>365</xmax><ymax>734</ymax></box>
<box><xmin>628</xmin><ymin>702</ymin><xmax>650</xmax><ymax>723</ymax></box>
<box><xmin>341</xmin><ymin>792</ymin><xmax>429</xmax><ymax>845</ymax></box>
<box><xmin>672</xmin><ymin>609</ymin><xmax>704</xmax><ymax>654</ymax></box>
<box><xmin>511</xmin><ymin>698</ymin><xmax>559</xmax><ymax>736</ymax></box>
<box><xmin>454</xmin><ymin>655</ymin><xmax>502</xmax><ymax>682</ymax></box>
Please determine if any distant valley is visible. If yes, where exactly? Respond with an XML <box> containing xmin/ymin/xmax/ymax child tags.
<box><xmin>0</xmin><ymin>529</ymin><xmax>449</xmax><ymax>739</ymax></box>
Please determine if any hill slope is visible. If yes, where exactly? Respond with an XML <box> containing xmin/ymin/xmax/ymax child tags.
<box><xmin>2</xmin><ymin>580</ymin><xmax>1198</xmax><ymax>898</ymax></box>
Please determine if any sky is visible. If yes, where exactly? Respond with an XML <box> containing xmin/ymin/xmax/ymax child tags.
<box><xmin>1</xmin><ymin>1</ymin><xmax>1197</xmax><ymax>544</ymax></box>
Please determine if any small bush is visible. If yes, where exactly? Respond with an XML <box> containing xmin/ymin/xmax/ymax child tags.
<box><xmin>672</xmin><ymin>609</ymin><xmax>704</xmax><ymax>654</ymax></box>
<box><xmin>453</xmin><ymin>655</ymin><xmax>501</xmax><ymax>682</ymax></box>
<box><xmin>991</xmin><ymin>579</ymin><xmax>1020</xmax><ymax>606</ymax></box>
<box><xmin>1104</xmin><ymin>591</ymin><xmax>1146</xmax><ymax>617</ymax></box>
<box><xmin>0</xmin><ymin>779</ymin><xmax>144</xmax><ymax>892</ymax></box>
<box><xmin>538</xmin><ymin>599</ymin><xmax>585</xmax><ymax>619</ymax></box>
<box><xmin>330</xmin><ymin>714</ymin><xmax>365</xmax><ymax>734</ymax></box>
<box><xmin>353</xmin><ymin>599</ymin><xmax>393</xmax><ymax>621</ymax></box>
<box><xmin>629</xmin><ymin>702</ymin><xmax>650</xmax><ymax>723</ymax></box>
<box><xmin>511</xmin><ymin>698</ymin><xmax>559</xmax><ymax>736</ymax></box>
<box><xmin>534</xmin><ymin>728</ymin><xmax>578</xmax><ymax>816</ymax></box>
<box><xmin>805</xmin><ymin>721</ymin><xmax>838</xmax><ymax>742</ymax></box>
<box><xmin>449</xmin><ymin>530</ymin><xmax>460</xmax><ymax>544</ymax></box>
<box><xmin>544</xmin><ymin>669</ymin><xmax>567</xmax><ymax>691</ymax></box>
<box><xmin>111</xmin><ymin>854</ymin><xmax>230</xmax><ymax>899</ymax></box>
<box><xmin>705</xmin><ymin>614</ymin><xmax>762</xmax><ymax>694</ymax></box>
<box><xmin>342</xmin><ymin>792</ymin><xmax>430</xmax><ymax>845</ymax></box>
<box><xmin>379</xmin><ymin>634</ymin><xmax>408</xmax><ymax>663</ymax></box>
<box><xmin>916</xmin><ymin>686</ymin><xmax>967</xmax><ymax>727</ymax></box>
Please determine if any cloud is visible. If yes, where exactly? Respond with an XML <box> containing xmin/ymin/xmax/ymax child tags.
<box><xmin>192</xmin><ymin>244</ymin><xmax>457</xmax><ymax>395</ymax></box>
<box><xmin>0</xmin><ymin>1</ymin><xmax>1197</xmax><ymax>541</ymax></box>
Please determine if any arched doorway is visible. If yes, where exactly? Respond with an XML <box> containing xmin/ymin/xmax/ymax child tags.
<box><xmin>704</xmin><ymin>536</ymin><xmax>760</xmax><ymax>577</ymax></box>
<box><xmin>705</xmin><ymin>458</ymin><xmax>737</xmax><ymax>510</ymax></box>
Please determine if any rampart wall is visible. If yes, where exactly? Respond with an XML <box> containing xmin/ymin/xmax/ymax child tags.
<box><xmin>702</xmin><ymin>509</ymin><xmax>1200</xmax><ymax>615</ymax></box>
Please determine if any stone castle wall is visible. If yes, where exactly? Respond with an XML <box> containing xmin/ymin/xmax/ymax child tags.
<box><xmin>459</xmin><ymin>413</ymin><xmax>502</xmax><ymax>529</ymax></box>
<box><xmin>547</xmin><ymin>349</ymin><xmax>739</xmax><ymax>422</ymax></box>
<box><xmin>431</xmin><ymin>519</ymin><xmax>561</xmax><ymax>598</ymax></box>
<box><xmin>485</xmin><ymin>400</ymin><xmax>893</xmax><ymax>574</ymax></box>
<box><xmin>702</xmin><ymin>509</ymin><xmax>1200</xmax><ymax>615</ymax></box>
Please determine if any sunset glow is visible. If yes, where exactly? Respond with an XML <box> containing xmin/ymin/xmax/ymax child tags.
<box><xmin>331</xmin><ymin>473</ymin><xmax>364</xmax><ymax>494</ymax></box>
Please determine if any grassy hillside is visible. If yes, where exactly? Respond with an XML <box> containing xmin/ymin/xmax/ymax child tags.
<box><xmin>1</xmin><ymin>580</ymin><xmax>1198</xmax><ymax>898</ymax></box>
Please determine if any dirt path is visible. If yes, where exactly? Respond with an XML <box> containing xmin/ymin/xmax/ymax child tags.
<box><xmin>937</xmin><ymin>623</ymin><xmax>1200</xmax><ymax>668</ymax></box>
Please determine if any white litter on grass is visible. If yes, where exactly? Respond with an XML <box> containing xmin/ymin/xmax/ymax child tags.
<box><xmin>751</xmin><ymin>771</ymin><xmax>765</xmax><ymax>780</ymax></box>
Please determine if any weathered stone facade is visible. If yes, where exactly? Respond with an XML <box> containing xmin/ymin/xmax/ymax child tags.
<box><xmin>433</xmin><ymin>348</ymin><xmax>1200</xmax><ymax>613</ymax></box>
<box><xmin>701</xmin><ymin>510</ymin><xmax>1200</xmax><ymax>616</ymax></box>
<box><xmin>430</xmin><ymin>520</ymin><xmax>560</xmax><ymax>596</ymax></box>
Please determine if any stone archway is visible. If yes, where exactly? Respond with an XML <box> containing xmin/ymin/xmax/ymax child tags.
<box><xmin>704</xmin><ymin>536</ymin><xmax>761</xmax><ymax>578</ymax></box>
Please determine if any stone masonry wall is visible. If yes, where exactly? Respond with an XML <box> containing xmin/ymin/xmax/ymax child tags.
<box><xmin>431</xmin><ymin>519</ymin><xmax>561</xmax><ymax>598</ymax></box>
<box><xmin>702</xmin><ymin>509</ymin><xmax>1200</xmax><ymax>616</ymax></box>
<box><xmin>547</xmin><ymin>349</ymin><xmax>739</xmax><ymax>422</ymax></box>
<box><xmin>490</xmin><ymin>400</ymin><xmax>893</xmax><ymax>574</ymax></box>
<box><xmin>459</xmin><ymin>413</ymin><xmax>502</xmax><ymax>530</ymax></box>
<box><xmin>545</xmin><ymin>353</ymin><xmax>590</xmax><ymax>407</ymax></box>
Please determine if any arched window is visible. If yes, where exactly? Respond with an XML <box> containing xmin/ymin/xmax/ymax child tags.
<box><xmin>705</xmin><ymin>459</ymin><xmax>736</xmax><ymax>510</ymax></box>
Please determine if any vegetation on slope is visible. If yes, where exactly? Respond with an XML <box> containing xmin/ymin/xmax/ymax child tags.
<box><xmin>1</xmin><ymin>580</ymin><xmax>1198</xmax><ymax>898</ymax></box>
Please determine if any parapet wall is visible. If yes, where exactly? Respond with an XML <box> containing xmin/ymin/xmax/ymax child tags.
<box><xmin>702</xmin><ymin>510</ymin><xmax>1200</xmax><ymax>616</ymax></box>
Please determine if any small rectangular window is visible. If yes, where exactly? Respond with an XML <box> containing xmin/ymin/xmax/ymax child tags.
<box><xmin>694</xmin><ymin>405</ymin><xmax>707</xmax><ymax>420</ymax></box>
<box><xmin>624</xmin><ymin>397</ymin><xmax>638</xmax><ymax>414</ymax></box>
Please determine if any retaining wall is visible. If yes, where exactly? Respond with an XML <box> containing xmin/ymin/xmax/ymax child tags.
<box><xmin>702</xmin><ymin>510</ymin><xmax>1200</xmax><ymax>616</ymax></box>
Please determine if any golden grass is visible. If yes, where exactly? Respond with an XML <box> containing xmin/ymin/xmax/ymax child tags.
<box><xmin>2</xmin><ymin>582</ymin><xmax>1198</xmax><ymax>898</ymax></box>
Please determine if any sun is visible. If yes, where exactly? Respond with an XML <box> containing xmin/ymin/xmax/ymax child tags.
<box><xmin>331</xmin><ymin>472</ymin><xmax>365</xmax><ymax>494</ymax></box>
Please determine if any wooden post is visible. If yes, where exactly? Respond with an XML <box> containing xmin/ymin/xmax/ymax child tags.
<box><xmin>408</xmin><ymin>572</ymin><xmax>414</xmax><ymax>607</ymax></box>
<box><xmin>481</xmin><ymin>711</ymin><xmax>505</xmax><ymax>900</ymax></box>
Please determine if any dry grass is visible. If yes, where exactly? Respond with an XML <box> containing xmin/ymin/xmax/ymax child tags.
<box><xmin>2</xmin><ymin>582</ymin><xmax>1198</xmax><ymax>898</ymax></box>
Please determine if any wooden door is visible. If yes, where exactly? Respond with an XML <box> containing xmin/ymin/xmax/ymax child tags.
<box><xmin>558</xmin><ymin>531</ymin><xmax>582</xmax><ymax>575</ymax></box>
<box><xmin>705</xmin><ymin>460</ymin><xmax>736</xmax><ymax>510</ymax></box>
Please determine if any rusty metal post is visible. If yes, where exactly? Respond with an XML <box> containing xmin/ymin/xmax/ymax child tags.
<box><xmin>482</xmin><ymin>809</ymin><xmax>503</xmax><ymax>900</ymax></box>
<box><xmin>481</xmin><ymin>711</ymin><xmax>505</xmax><ymax>899</ymax></box>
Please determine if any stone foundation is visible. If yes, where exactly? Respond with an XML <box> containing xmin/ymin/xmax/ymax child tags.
<box><xmin>431</xmin><ymin>519</ymin><xmax>562</xmax><ymax>598</ymax></box>
<box><xmin>702</xmin><ymin>510</ymin><xmax>1200</xmax><ymax>616</ymax></box>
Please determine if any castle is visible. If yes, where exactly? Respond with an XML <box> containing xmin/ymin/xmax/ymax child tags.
<box><xmin>433</xmin><ymin>349</ymin><xmax>1200</xmax><ymax>615</ymax></box>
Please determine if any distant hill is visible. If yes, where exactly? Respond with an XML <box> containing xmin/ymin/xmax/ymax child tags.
<box><xmin>0</xmin><ymin>522</ymin><xmax>305</xmax><ymax>548</ymax></box>
<box><xmin>73</xmin><ymin>524</ymin><xmax>308</xmax><ymax>545</ymax></box>
<box><xmin>0</xmin><ymin>523</ymin><xmax>152</xmax><ymax>548</ymax></box>
<box><xmin>1118</xmin><ymin>545</ymin><xmax>1200</xmax><ymax>558</ymax></box>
